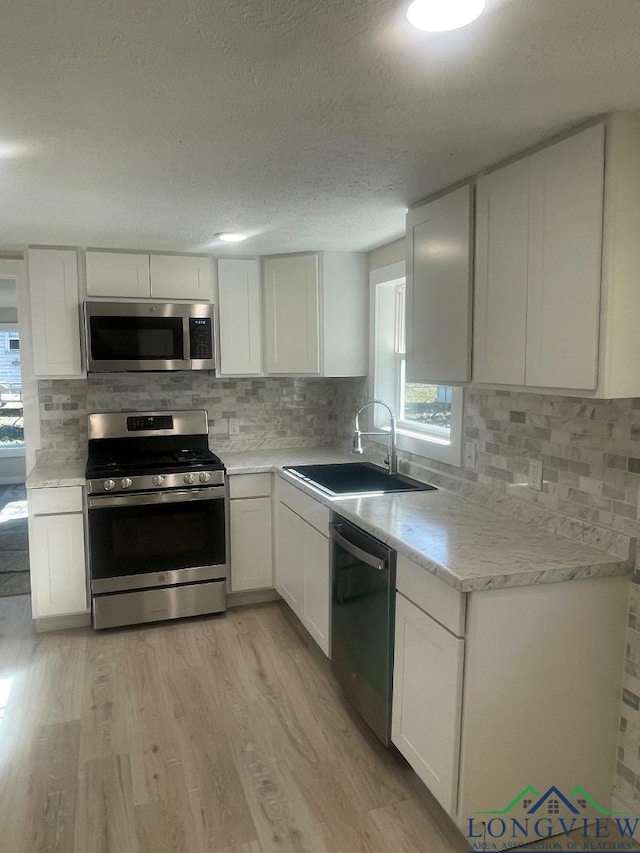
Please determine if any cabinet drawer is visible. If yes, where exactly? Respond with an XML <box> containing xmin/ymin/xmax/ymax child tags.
<box><xmin>396</xmin><ymin>554</ymin><xmax>465</xmax><ymax>637</ymax></box>
<box><xmin>229</xmin><ymin>473</ymin><xmax>272</xmax><ymax>499</ymax></box>
<box><xmin>277</xmin><ymin>477</ymin><xmax>329</xmax><ymax>537</ymax></box>
<box><xmin>29</xmin><ymin>486</ymin><xmax>83</xmax><ymax>516</ymax></box>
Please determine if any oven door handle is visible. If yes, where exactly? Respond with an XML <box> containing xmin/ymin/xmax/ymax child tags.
<box><xmin>330</xmin><ymin>524</ymin><xmax>387</xmax><ymax>572</ymax></box>
<box><xmin>88</xmin><ymin>486</ymin><xmax>226</xmax><ymax>509</ymax></box>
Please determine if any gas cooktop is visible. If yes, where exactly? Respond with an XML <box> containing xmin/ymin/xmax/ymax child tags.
<box><xmin>85</xmin><ymin>410</ymin><xmax>225</xmax><ymax>495</ymax></box>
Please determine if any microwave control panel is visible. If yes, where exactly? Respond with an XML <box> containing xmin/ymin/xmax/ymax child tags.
<box><xmin>189</xmin><ymin>317</ymin><xmax>213</xmax><ymax>360</ymax></box>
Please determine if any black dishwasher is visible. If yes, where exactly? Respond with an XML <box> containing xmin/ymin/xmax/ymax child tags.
<box><xmin>330</xmin><ymin>513</ymin><xmax>396</xmax><ymax>746</ymax></box>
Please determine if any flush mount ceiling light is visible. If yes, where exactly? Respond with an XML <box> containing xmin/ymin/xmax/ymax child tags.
<box><xmin>406</xmin><ymin>0</ymin><xmax>485</xmax><ymax>32</ymax></box>
<box><xmin>216</xmin><ymin>232</ymin><xmax>247</xmax><ymax>243</ymax></box>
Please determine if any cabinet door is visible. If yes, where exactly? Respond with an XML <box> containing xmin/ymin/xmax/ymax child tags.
<box><xmin>28</xmin><ymin>248</ymin><xmax>83</xmax><ymax>377</ymax></box>
<box><xmin>29</xmin><ymin>512</ymin><xmax>87</xmax><ymax>618</ymax></box>
<box><xmin>526</xmin><ymin>124</ymin><xmax>605</xmax><ymax>390</ymax></box>
<box><xmin>150</xmin><ymin>255</ymin><xmax>213</xmax><ymax>301</ymax></box>
<box><xmin>391</xmin><ymin>593</ymin><xmax>464</xmax><ymax>816</ymax></box>
<box><xmin>264</xmin><ymin>254</ymin><xmax>320</xmax><ymax>374</ymax></box>
<box><xmin>474</xmin><ymin>160</ymin><xmax>530</xmax><ymax>385</ymax></box>
<box><xmin>302</xmin><ymin>524</ymin><xmax>330</xmax><ymax>656</ymax></box>
<box><xmin>275</xmin><ymin>501</ymin><xmax>304</xmax><ymax>617</ymax></box>
<box><xmin>230</xmin><ymin>497</ymin><xmax>273</xmax><ymax>592</ymax></box>
<box><xmin>406</xmin><ymin>186</ymin><xmax>473</xmax><ymax>384</ymax></box>
<box><xmin>86</xmin><ymin>251</ymin><xmax>150</xmax><ymax>298</ymax></box>
<box><xmin>218</xmin><ymin>258</ymin><xmax>262</xmax><ymax>375</ymax></box>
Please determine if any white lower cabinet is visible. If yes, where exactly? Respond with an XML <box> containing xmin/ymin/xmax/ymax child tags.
<box><xmin>229</xmin><ymin>474</ymin><xmax>273</xmax><ymax>592</ymax></box>
<box><xmin>28</xmin><ymin>486</ymin><xmax>88</xmax><ymax>619</ymax></box>
<box><xmin>392</xmin><ymin>592</ymin><xmax>464</xmax><ymax>815</ymax></box>
<box><xmin>391</xmin><ymin>555</ymin><xmax>629</xmax><ymax>847</ymax></box>
<box><xmin>275</xmin><ymin>477</ymin><xmax>330</xmax><ymax>656</ymax></box>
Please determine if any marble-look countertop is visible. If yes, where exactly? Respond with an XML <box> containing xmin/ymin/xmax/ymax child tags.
<box><xmin>26</xmin><ymin>453</ymin><xmax>87</xmax><ymax>489</ymax></box>
<box><xmin>25</xmin><ymin>445</ymin><xmax>634</xmax><ymax>592</ymax></box>
<box><xmin>223</xmin><ymin>448</ymin><xmax>634</xmax><ymax>593</ymax></box>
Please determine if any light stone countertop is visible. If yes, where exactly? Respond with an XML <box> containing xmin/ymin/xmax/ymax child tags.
<box><xmin>26</xmin><ymin>453</ymin><xmax>87</xmax><ymax>489</ymax></box>
<box><xmin>223</xmin><ymin>448</ymin><xmax>634</xmax><ymax>593</ymax></box>
<box><xmin>25</xmin><ymin>445</ymin><xmax>634</xmax><ymax>592</ymax></box>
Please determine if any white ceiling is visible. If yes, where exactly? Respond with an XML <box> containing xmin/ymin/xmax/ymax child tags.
<box><xmin>1</xmin><ymin>0</ymin><xmax>640</xmax><ymax>256</ymax></box>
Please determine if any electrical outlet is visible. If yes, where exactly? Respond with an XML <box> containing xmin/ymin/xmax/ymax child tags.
<box><xmin>228</xmin><ymin>418</ymin><xmax>241</xmax><ymax>436</ymax></box>
<box><xmin>528</xmin><ymin>458</ymin><xmax>543</xmax><ymax>491</ymax></box>
<box><xmin>464</xmin><ymin>440</ymin><xmax>476</xmax><ymax>470</ymax></box>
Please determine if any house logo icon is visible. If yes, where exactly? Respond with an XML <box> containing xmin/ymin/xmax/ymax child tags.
<box><xmin>466</xmin><ymin>784</ymin><xmax>640</xmax><ymax>850</ymax></box>
<box><xmin>477</xmin><ymin>784</ymin><xmax>626</xmax><ymax>818</ymax></box>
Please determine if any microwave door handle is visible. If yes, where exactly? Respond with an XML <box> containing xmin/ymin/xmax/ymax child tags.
<box><xmin>183</xmin><ymin>316</ymin><xmax>190</xmax><ymax>361</ymax></box>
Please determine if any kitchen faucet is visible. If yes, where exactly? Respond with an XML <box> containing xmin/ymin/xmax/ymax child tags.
<box><xmin>353</xmin><ymin>399</ymin><xmax>398</xmax><ymax>474</ymax></box>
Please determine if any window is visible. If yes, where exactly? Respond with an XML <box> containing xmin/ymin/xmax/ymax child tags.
<box><xmin>371</xmin><ymin>263</ymin><xmax>462</xmax><ymax>466</ymax></box>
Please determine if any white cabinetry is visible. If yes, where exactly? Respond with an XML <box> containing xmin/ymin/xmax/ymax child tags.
<box><xmin>85</xmin><ymin>251</ymin><xmax>150</xmax><ymax>298</ymax></box>
<box><xmin>150</xmin><ymin>254</ymin><xmax>212</xmax><ymax>301</ymax></box>
<box><xmin>263</xmin><ymin>252</ymin><xmax>367</xmax><ymax>377</ymax></box>
<box><xmin>526</xmin><ymin>124</ymin><xmax>604</xmax><ymax>390</ymax></box>
<box><xmin>217</xmin><ymin>258</ymin><xmax>263</xmax><ymax>376</ymax></box>
<box><xmin>392</xmin><ymin>591</ymin><xmax>464</xmax><ymax>815</ymax></box>
<box><xmin>471</xmin><ymin>115</ymin><xmax>640</xmax><ymax>398</ymax></box>
<box><xmin>474</xmin><ymin>126</ymin><xmax>605</xmax><ymax>390</ymax></box>
<box><xmin>391</xmin><ymin>553</ymin><xmax>628</xmax><ymax>846</ymax></box>
<box><xmin>28</xmin><ymin>486</ymin><xmax>88</xmax><ymax>619</ymax></box>
<box><xmin>229</xmin><ymin>473</ymin><xmax>272</xmax><ymax>591</ymax></box>
<box><xmin>473</xmin><ymin>160</ymin><xmax>530</xmax><ymax>385</ymax></box>
<box><xmin>28</xmin><ymin>248</ymin><xmax>83</xmax><ymax>378</ymax></box>
<box><xmin>86</xmin><ymin>251</ymin><xmax>213</xmax><ymax>301</ymax></box>
<box><xmin>406</xmin><ymin>185</ymin><xmax>473</xmax><ymax>384</ymax></box>
<box><xmin>275</xmin><ymin>477</ymin><xmax>330</xmax><ymax>655</ymax></box>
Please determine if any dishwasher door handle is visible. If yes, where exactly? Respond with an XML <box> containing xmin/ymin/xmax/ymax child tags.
<box><xmin>330</xmin><ymin>524</ymin><xmax>387</xmax><ymax>571</ymax></box>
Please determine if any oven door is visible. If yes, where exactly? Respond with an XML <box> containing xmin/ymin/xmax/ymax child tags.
<box><xmin>88</xmin><ymin>486</ymin><xmax>227</xmax><ymax>593</ymax></box>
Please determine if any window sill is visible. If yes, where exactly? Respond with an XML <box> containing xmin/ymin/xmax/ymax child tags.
<box><xmin>368</xmin><ymin>428</ymin><xmax>461</xmax><ymax>467</ymax></box>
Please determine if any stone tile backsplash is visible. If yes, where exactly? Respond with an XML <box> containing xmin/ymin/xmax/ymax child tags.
<box><xmin>38</xmin><ymin>374</ymin><xmax>367</xmax><ymax>455</ymax></box>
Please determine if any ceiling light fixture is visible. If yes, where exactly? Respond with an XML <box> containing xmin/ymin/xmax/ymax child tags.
<box><xmin>406</xmin><ymin>0</ymin><xmax>485</xmax><ymax>32</ymax></box>
<box><xmin>216</xmin><ymin>232</ymin><xmax>247</xmax><ymax>243</ymax></box>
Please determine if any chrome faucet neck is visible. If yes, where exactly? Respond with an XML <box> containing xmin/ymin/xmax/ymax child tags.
<box><xmin>352</xmin><ymin>399</ymin><xmax>398</xmax><ymax>474</ymax></box>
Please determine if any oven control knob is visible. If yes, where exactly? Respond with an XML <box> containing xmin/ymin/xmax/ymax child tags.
<box><xmin>183</xmin><ymin>473</ymin><xmax>196</xmax><ymax>485</ymax></box>
<box><xmin>152</xmin><ymin>475</ymin><xmax>165</xmax><ymax>487</ymax></box>
<box><xmin>199</xmin><ymin>472</ymin><xmax>211</xmax><ymax>483</ymax></box>
<box><xmin>104</xmin><ymin>479</ymin><xmax>116</xmax><ymax>491</ymax></box>
<box><xmin>121</xmin><ymin>477</ymin><xmax>132</xmax><ymax>489</ymax></box>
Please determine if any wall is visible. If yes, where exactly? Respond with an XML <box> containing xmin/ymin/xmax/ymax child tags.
<box><xmin>37</xmin><ymin>374</ymin><xmax>366</xmax><ymax>455</ymax></box>
<box><xmin>367</xmin><ymin>238</ymin><xmax>405</xmax><ymax>272</ymax></box>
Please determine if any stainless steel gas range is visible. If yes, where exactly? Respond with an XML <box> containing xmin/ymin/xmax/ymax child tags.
<box><xmin>85</xmin><ymin>410</ymin><xmax>228</xmax><ymax>629</ymax></box>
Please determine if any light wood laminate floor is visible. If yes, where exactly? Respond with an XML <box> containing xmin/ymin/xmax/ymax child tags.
<box><xmin>0</xmin><ymin>596</ymin><xmax>469</xmax><ymax>853</ymax></box>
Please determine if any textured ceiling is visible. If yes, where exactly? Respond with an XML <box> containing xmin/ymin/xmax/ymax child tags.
<box><xmin>1</xmin><ymin>0</ymin><xmax>640</xmax><ymax>255</ymax></box>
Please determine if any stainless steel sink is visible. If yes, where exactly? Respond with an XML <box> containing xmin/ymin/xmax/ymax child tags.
<box><xmin>282</xmin><ymin>462</ymin><xmax>436</xmax><ymax>497</ymax></box>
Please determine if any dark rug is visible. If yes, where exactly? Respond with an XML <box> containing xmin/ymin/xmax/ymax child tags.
<box><xmin>0</xmin><ymin>485</ymin><xmax>29</xmax><ymax>596</ymax></box>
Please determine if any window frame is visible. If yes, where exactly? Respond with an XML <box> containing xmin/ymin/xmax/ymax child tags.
<box><xmin>369</xmin><ymin>261</ymin><xmax>463</xmax><ymax>467</ymax></box>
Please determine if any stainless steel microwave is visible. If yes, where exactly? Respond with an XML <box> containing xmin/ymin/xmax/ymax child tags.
<box><xmin>84</xmin><ymin>301</ymin><xmax>216</xmax><ymax>373</ymax></box>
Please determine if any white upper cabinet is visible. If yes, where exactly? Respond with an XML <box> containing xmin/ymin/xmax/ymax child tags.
<box><xmin>264</xmin><ymin>253</ymin><xmax>320</xmax><ymax>374</ymax></box>
<box><xmin>470</xmin><ymin>115</ymin><xmax>640</xmax><ymax>398</ymax></box>
<box><xmin>263</xmin><ymin>251</ymin><xmax>367</xmax><ymax>377</ymax></box>
<box><xmin>526</xmin><ymin>124</ymin><xmax>605</xmax><ymax>390</ymax></box>
<box><xmin>473</xmin><ymin>159</ymin><xmax>530</xmax><ymax>385</ymax></box>
<box><xmin>28</xmin><ymin>248</ymin><xmax>83</xmax><ymax>378</ymax></box>
<box><xmin>86</xmin><ymin>251</ymin><xmax>150</xmax><ymax>298</ymax></box>
<box><xmin>217</xmin><ymin>258</ymin><xmax>263</xmax><ymax>376</ymax></box>
<box><xmin>150</xmin><ymin>254</ymin><xmax>213</xmax><ymax>301</ymax></box>
<box><xmin>406</xmin><ymin>185</ymin><xmax>473</xmax><ymax>385</ymax></box>
<box><xmin>86</xmin><ymin>251</ymin><xmax>212</xmax><ymax>301</ymax></box>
